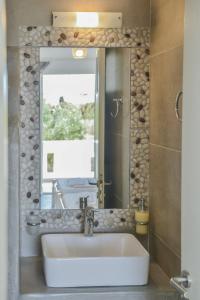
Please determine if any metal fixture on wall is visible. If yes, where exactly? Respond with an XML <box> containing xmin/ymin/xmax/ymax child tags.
<box><xmin>52</xmin><ymin>12</ymin><xmax>122</xmax><ymax>28</ymax></box>
<box><xmin>170</xmin><ymin>270</ymin><xmax>192</xmax><ymax>300</ymax></box>
<box><xmin>110</xmin><ymin>98</ymin><xmax>123</xmax><ymax>118</ymax></box>
<box><xmin>175</xmin><ymin>91</ymin><xmax>183</xmax><ymax>122</ymax></box>
<box><xmin>26</xmin><ymin>214</ymin><xmax>41</xmax><ymax>235</ymax></box>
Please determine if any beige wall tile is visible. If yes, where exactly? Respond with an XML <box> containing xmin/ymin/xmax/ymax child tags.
<box><xmin>150</xmin><ymin>47</ymin><xmax>183</xmax><ymax>150</ymax></box>
<box><xmin>150</xmin><ymin>233</ymin><xmax>181</xmax><ymax>278</ymax></box>
<box><xmin>6</xmin><ymin>0</ymin><xmax>150</xmax><ymax>46</ymax></box>
<box><xmin>150</xmin><ymin>0</ymin><xmax>183</xmax><ymax>278</ymax></box>
<box><xmin>150</xmin><ymin>144</ymin><xmax>181</xmax><ymax>256</ymax></box>
<box><xmin>150</xmin><ymin>262</ymin><xmax>171</xmax><ymax>287</ymax></box>
<box><xmin>151</xmin><ymin>0</ymin><xmax>185</xmax><ymax>55</ymax></box>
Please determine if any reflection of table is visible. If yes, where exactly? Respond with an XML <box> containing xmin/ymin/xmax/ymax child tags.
<box><xmin>56</xmin><ymin>178</ymin><xmax>98</xmax><ymax>209</ymax></box>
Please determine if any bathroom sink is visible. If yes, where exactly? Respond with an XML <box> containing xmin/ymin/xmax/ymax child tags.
<box><xmin>41</xmin><ymin>233</ymin><xmax>149</xmax><ymax>287</ymax></box>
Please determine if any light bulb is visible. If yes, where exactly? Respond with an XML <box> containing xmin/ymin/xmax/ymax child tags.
<box><xmin>72</xmin><ymin>48</ymin><xmax>88</xmax><ymax>59</ymax></box>
<box><xmin>76</xmin><ymin>12</ymin><xmax>99</xmax><ymax>28</ymax></box>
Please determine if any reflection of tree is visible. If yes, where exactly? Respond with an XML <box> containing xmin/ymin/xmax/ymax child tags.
<box><xmin>80</xmin><ymin>102</ymin><xmax>94</xmax><ymax>120</ymax></box>
<box><xmin>80</xmin><ymin>102</ymin><xmax>95</xmax><ymax>136</ymax></box>
<box><xmin>43</xmin><ymin>98</ymin><xmax>95</xmax><ymax>141</ymax></box>
<box><xmin>43</xmin><ymin>100</ymin><xmax>85</xmax><ymax>140</ymax></box>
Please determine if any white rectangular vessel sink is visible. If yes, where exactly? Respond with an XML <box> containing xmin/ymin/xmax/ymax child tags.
<box><xmin>42</xmin><ymin>233</ymin><xmax>149</xmax><ymax>287</ymax></box>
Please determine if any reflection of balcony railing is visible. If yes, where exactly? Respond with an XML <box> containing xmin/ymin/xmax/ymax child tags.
<box><xmin>42</xmin><ymin>178</ymin><xmax>99</xmax><ymax>209</ymax></box>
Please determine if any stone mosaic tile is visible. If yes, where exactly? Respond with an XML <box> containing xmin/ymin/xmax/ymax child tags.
<box><xmin>22</xmin><ymin>209</ymin><xmax>135</xmax><ymax>233</ymax></box>
<box><xmin>20</xmin><ymin>47</ymin><xmax>40</xmax><ymax>131</ymax></box>
<box><xmin>129</xmin><ymin>128</ymin><xmax>149</xmax><ymax>208</ymax></box>
<box><xmin>19</xmin><ymin>26</ymin><xmax>150</xmax><ymax>48</ymax></box>
<box><xmin>19</xmin><ymin>26</ymin><xmax>150</xmax><ymax>238</ymax></box>
<box><xmin>20</xmin><ymin>128</ymin><xmax>40</xmax><ymax>210</ymax></box>
<box><xmin>130</xmin><ymin>48</ymin><xmax>150</xmax><ymax>128</ymax></box>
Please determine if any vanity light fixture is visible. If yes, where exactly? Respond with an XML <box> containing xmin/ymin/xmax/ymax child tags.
<box><xmin>52</xmin><ymin>12</ymin><xmax>122</xmax><ymax>28</ymax></box>
<box><xmin>72</xmin><ymin>48</ymin><xmax>88</xmax><ymax>59</ymax></box>
<box><xmin>76</xmin><ymin>12</ymin><xmax>99</xmax><ymax>28</ymax></box>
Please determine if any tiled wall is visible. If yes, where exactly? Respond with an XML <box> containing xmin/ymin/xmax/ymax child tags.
<box><xmin>7</xmin><ymin>2</ymin><xmax>150</xmax><ymax>298</ymax></box>
<box><xmin>149</xmin><ymin>0</ymin><xmax>184</xmax><ymax>278</ymax></box>
<box><xmin>6</xmin><ymin>0</ymin><xmax>150</xmax><ymax>46</ymax></box>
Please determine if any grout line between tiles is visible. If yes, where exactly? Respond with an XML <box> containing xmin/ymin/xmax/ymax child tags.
<box><xmin>151</xmin><ymin>232</ymin><xmax>181</xmax><ymax>259</ymax></box>
<box><xmin>150</xmin><ymin>45</ymin><xmax>183</xmax><ymax>59</ymax></box>
<box><xmin>150</xmin><ymin>143</ymin><xmax>181</xmax><ymax>153</ymax></box>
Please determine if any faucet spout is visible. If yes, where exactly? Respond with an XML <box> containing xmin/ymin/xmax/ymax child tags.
<box><xmin>84</xmin><ymin>207</ymin><xmax>94</xmax><ymax>237</ymax></box>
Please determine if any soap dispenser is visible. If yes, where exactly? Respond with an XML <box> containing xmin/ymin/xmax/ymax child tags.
<box><xmin>135</xmin><ymin>198</ymin><xmax>149</xmax><ymax>235</ymax></box>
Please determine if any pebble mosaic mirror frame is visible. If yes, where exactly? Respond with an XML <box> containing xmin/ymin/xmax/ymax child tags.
<box><xmin>19</xmin><ymin>26</ymin><xmax>150</xmax><ymax>232</ymax></box>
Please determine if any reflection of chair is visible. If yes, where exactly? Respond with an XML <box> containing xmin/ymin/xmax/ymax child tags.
<box><xmin>52</xmin><ymin>179</ymin><xmax>65</xmax><ymax>209</ymax></box>
<box><xmin>56</xmin><ymin>178</ymin><xmax>98</xmax><ymax>209</ymax></box>
<box><xmin>42</xmin><ymin>179</ymin><xmax>64</xmax><ymax>209</ymax></box>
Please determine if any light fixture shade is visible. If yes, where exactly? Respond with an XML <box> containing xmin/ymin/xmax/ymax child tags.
<box><xmin>52</xmin><ymin>12</ymin><xmax>122</xmax><ymax>28</ymax></box>
<box><xmin>76</xmin><ymin>12</ymin><xmax>99</xmax><ymax>28</ymax></box>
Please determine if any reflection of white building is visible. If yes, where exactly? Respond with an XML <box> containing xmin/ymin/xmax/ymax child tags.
<box><xmin>43</xmin><ymin>140</ymin><xmax>94</xmax><ymax>179</ymax></box>
<box><xmin>41</xmin><ymin>139</ymin><xmax>98</xmax><ymax>209</ymax></box>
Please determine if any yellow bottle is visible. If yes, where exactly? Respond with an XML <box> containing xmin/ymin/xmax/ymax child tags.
<box><xmin>135</xmin><ymin>198</ymin><xmax>149</xmax><ymax>235</ymax></box>
<box><xmin>136</xmin><ymin>224</ymin><xmax>148</xmax><ymax>235</ymax></box>
<box><xmin>135</xmin><ymin>210</ymin><xmax>149</xmax><ymax>224</ymax></box>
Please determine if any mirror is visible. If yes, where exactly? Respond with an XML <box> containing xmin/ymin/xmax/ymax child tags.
<box><xmin>40</xmin><ymin>47</ymin><xmax>130</xmax><ymax>209</ymax></box>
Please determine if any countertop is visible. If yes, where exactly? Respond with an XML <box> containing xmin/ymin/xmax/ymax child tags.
<box><xmin>20</xmin><ymin>257</ymin><xmax>178</xmax><ymax>300</ymax></box>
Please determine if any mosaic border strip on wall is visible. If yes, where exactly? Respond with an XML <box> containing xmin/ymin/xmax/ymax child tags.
<box><xmin>19</xmin><ymin>26</ymin><xmax>150</xmax><ymax>48</ymax></box>
<box><xmin>19</xmin><ymin>26</ymin><xmax>149</xmax><ymax>238</ymax></box>
<box><xmin>23</xmin><ymin>209</ymin><xmax>136</xmax><ymax>232</ymax></box>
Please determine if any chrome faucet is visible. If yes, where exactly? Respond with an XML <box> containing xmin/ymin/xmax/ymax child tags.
<box><xmin>84</xmin><ymin>207</ymin><xmax>94</xmax><ymax>237</ymax></box>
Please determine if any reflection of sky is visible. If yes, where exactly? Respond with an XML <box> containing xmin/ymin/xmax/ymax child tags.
<box><xmin>43</xmin><ymin>74</ymin><xmax>96</xmax><ymax>106</ymax></box>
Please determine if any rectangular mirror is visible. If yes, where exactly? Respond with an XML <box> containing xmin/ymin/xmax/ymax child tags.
<box><xmin>40</xmin><ymin>47</ymin><xmax>130</xmax><ymax>209</ymax></box>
